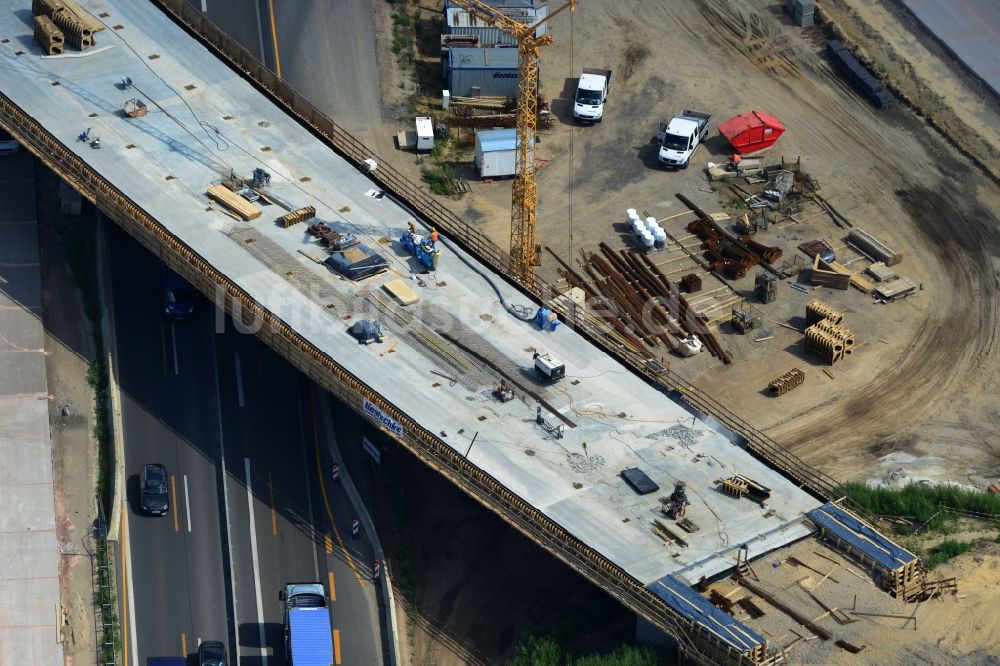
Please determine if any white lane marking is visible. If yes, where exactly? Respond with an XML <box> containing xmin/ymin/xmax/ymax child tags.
<box><xmin>123</xmin><ymin>508</ymin><xmax>139</xmax><ymax>666</ymax></box>
<box><xmin>170</xmin><ymin>320</ymin><xmax>180</xmax><ymax>376</ymax></box>
<box><xmin>244</xmin><ymin>458</ymin><xmax>269</xmax><ymax>665</ymax></box>
<box><xmin>197</xmin><ymin>636</ymin><xmax>202</xmax><ymax>647</ymax></box>
<box><xmin>234</xmin><ymin>351</ymin><xmax>245</xmax><ymax>408</ymax></box>
<box><xmin>183</xmin><ymin>474</ymin><xmax>192</xmax><ymax>533</ymax></box>
<box><xmin>200</xmin><ymin>0</ymin><xmax>207</xmax><ymax>12</ymax></box>
<box><xmin>211</xmin><ymin>335</ymin><xmax>241</xmax><ymax>664</ymax></box>
<box><xmin>296</xmin><ymin>380</ymin><xmax>320</xmax><ymax>580</ymax></box>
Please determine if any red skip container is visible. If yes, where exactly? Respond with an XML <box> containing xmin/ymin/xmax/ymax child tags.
<box><xmin>719</xmin><ymin>111</ymin><xmax>785</xmax><ymax>154</ymax></box>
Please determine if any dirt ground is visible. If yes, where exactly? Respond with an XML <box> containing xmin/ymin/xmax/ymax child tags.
<box><xmin>378</xmin><ymin>0</ymin><xmax>1000</xmax><ymax>488</ymax></box>
<box><xmin>711</xmin><ymin>532</ymin><xmax>1000</xmax><ymax>666</ymax></box>
<box><xmin>366</xmin><ymin>0</ymin><xmax>1000</xmax><ymax>663</ymax></box>
<box><xmin>36</xmin><ymin>168</ymin><xmax>101</xmax><ymax>666</ymax></box>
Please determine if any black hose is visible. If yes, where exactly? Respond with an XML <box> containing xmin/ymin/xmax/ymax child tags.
<box><xmin>388</xmin><ymin>193</ymin><xmax>537</xmax><ymax>322</ymax></box>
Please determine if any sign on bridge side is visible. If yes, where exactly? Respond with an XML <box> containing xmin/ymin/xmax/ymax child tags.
<box><xmin>363</xmin><ymin>398</ymin><xmax>404</xmax><ymax>437</ymax></box>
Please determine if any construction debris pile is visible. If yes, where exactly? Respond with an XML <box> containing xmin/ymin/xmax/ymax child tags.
<box><xmin>550</xmin><ymin>241</ymin><xmax>732</xmax><ymax>364</ymax></box>
<box><xmin>32</xmin><ymin>0</ymin><xmax>103</xmax><ymax>55</ymax></box>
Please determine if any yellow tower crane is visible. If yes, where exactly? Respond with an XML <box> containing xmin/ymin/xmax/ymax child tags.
<box><xmin>448</xmin><ymin>0</ymin><xmax>577</xmax><ymax>287</ymax></box>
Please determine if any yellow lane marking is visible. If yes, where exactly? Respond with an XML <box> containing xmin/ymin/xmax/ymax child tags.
<box><xmin>268</xmin><ymin>472</ymin><xmax>277</xmax><ymax>536</ymax></box>
<box><xmin>310</xmin><ymin>394</ymin><xmax>364</xmax><ymax>584</ymax></box>
<box><xmin>328</xmin><ymin>571</ymin><xmax>336</xmax><ymax>602</ymax></box>
<box><xmin>181</xmin><ymin>633</ymin><xmax>187</xmax><ymax>659</ymax></box>
<box><xmin>160</xmin><ymin>322</ymin><xmax>167</xmax><ymax>376</ymax></box>
<box><xmin>267</xmin><ymin>0</ymin><xmax>282</xmax><ymax>78</ymax></box>
<box><xmin>333</xmin><ymin>628</ymin><xmax>342</xmax><ymax>665</ymax></box>
<box><xmin>120</xmin><ymin>503</ymin><xmax>129</xmax><ymax>666</ymax></box>
<box><xmin>325</xmin><ymin>533</ymin><xmax>333</xmax><ymax>554</ymax></box>
<box><xmin>170</xmin><ymin>475</ymin><xmax>179</xmax><ymax>532</ymax></box>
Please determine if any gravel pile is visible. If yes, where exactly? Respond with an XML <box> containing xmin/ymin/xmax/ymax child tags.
<box><xmin>646</xmin><ymin>424</ymin><xmax>703</xmax><ymax>448</ymax></box>
<box><xmin>567</xmin><ymin>453</ymin><xmax>606</xmax><ymax>474</ymax></box>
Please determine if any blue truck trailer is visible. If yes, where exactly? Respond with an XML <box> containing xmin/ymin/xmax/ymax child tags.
<box><xmin>281</xmin><ymin>582</ymin><xmax>334</xmax><ymax>666</ymax></box>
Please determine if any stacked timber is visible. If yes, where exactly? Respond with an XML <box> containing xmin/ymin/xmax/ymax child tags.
<box><xmin>51</xmin><ymin>8</ymin><xmax>92</xmax><ymax>49</ymax></box>
<box><xmin>805</xmin><ymin>299</ymin><xmax>843</xmax><ymax>326</ymax></box>
<box><xmin>33</xmin><ymin>14</ymin><xmax>64</xmax><ymax>55</ymax></box>
<box><xmin>207</xmin><ymin>184</ymin><xmax>262</xmax><ymax>220</ymax></box>
<box><xmin>278</xmin><ymin>206</ymin><xmax>316</xmax><ymax>228</ymax></box>
<box><xmin>848</xmin><ymin>228</ymin><xmax>901</xmax><ymax>266</ymax></box>
<box><xmin>32</xmin><ymin>0</ymin><xmax>101</xmax><ymax>51</ymax></box>
<box><xmin>804</xmin><ymin>319</ymin><xmax>855</xmax><ymax>364</ymax></box>
<box><xmin>768</xmin><ymin>367</ymin><xmax>805</xmax><ymax>396</ymax></box>
<box><xmin>32</xmin><ymin>0</ymin><xmax>65</xmax><ymax>18</ymax></box>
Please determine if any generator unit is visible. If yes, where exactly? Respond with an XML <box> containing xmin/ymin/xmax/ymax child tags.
<box><xmin>533</xmin><ymin>352</ymin><xmax>565</xmax><ymax>384</ymax></box>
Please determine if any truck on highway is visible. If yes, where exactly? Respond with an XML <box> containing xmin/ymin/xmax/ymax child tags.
<box><xmin>656</xmin><ymin>109</ymin><xmax>713</xmax><ymax>169</ymax></box>
<box><xmin>280</xmin><ymin>582</ymin><xmax>334</xmax><ymax>666</ymax></box>
<box><xmin>573</xmin><ymin>67</ymin><xmax>612</xmax><ymax>123</ymax></box>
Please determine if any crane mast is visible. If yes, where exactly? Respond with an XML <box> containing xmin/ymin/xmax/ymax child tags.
<box><xmin>446</xmin><ymin>0</ymin><xmax>577</xmax><ymax>287</ymax></box>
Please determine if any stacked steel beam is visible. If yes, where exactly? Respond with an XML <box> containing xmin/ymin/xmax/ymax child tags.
<box><xmin>551</xmin><ymin>244</ymin><xmax>731</xmax><ymax>363</ymax></box>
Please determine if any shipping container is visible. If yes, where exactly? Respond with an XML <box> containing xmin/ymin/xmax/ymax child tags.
<box><xmin>448</xmin><ymin>47</ymin><xmax>519</xmax><ymax>98</ymax></box>
<box><xmin>444</xmin><ymin>0</ymin><xmax>547</xmax><ymax>45</ymax></box>
<box><xmin>474</xmin><ymin>127</ymin><xmax>520</xmax><ymax>178</ymax></box>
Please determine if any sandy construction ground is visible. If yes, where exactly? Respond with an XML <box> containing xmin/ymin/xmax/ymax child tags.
<box><xmin>381</xmin><ymin>0</ymin><xmax>1000</xmax><ymax>489</ymax></box>
<box><xmin>370</xmin><ymin>0</ymin><xmax>1000</xmax><ymax>663</ymax></box>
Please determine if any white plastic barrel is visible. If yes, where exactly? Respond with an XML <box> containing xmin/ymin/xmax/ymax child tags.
<box><xmin>642</xmin><ymin>232</ymin><xmax>655</xmax><ymax>248</ymax></box>
<box><xmin>626</xmin><ymin>208</ymin><xmax>639</xmax><ymax>222</ymax></box>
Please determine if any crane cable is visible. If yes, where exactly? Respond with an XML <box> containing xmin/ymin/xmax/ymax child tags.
<box><xmin>568</xmin><ymin>4</ymin><xmax>575</xmax><ymax>264</ymax></box>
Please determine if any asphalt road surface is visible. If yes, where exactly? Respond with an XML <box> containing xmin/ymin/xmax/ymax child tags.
<box><xmin>185</xmin><ymin>0</ymin><xmax>384</xmax><ymax>135</ymax></box>
<box><xmin>109</xmin><ymin>222</ymin><xmax>381</xmax><ymax>665</ymax></box>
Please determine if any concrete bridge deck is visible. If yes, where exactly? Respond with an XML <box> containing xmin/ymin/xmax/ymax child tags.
<box><xmin>0</xmin><ymin>0</ymin><xmax>824</xmax><ymax>661</ymax></box>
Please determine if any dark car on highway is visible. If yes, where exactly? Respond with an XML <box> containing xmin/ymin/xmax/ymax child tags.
<box><xmin>198</xmin><ymin>640</ymin><xmax>227</xmax><ymax>666</ymax></box>
<box><xmin>161</xmin><ymin>264</ymin><xmax>195</xmax><ymax>320</ymax></box>
<box><xmin>140</xmin><ymin>463</ymin><xmax>169</xmax><ymax>516</ymax></box>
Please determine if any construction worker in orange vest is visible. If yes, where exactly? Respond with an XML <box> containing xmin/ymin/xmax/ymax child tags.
<box><xmin>429</xmin><ymin>227</ymin><xmax>439</xmax><ymax>246</ymax></box>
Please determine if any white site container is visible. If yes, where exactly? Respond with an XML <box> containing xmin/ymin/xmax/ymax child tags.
<box><xmin>415</xmin><ymin>116</ymin><xmax>434</xmax><ymax>152</ymax></box>
<box><xmin>474</xmin><ymin>128</ymin><xmax>518</xmax><ymax>178</ymax></box>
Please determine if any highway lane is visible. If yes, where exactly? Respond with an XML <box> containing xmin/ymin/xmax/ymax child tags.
<box><xmin>271</xmin><ymin>0</ymin><xmax>385</xmax><ymax>135</ymax></box>
<box><xmin>186</xmin><ymin>0</ymin><xmax>270</xmax><ymax>65</ymax></box>
<box><xmin>213</xmin><ymin>319</ymin><xmax>382</xmax><ymax>665</ymax></box>
<box><xmin>184</xmin><ymin>0</ymin><xmax>384</xmax><ymax>135</ymax></box>
<box><xmin>109</xmin><ymin>224</ymin><xmax>231</xmax><ymax>663</ymax></box>
<box><xmin>111</xmin><ymin>219</ymin><xmax>383</xmax><ymax>664</ymax></box>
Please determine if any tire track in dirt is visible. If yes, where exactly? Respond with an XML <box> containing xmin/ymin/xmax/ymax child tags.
<box><xmin>772</xmin><ymin>182</ymin><xmax>1000</xmax><ymax>472</ymax></box>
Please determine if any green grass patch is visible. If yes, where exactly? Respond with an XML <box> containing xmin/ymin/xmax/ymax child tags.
<box><xmin>924</xmin><ymin>539</ymin><xmax>974</xmax><ymax>570</ymax></box>
<box><xmin>421</xmin><ymin>164</ymin><xmax>460</xmax><ymax>196</ymax></box>
<box><xmin>508</xmin><ymin>636</ymin><xmax>659</xmax><ymax>666</ymax></box>
<box><xmin>391</xmin><ymin>4</ymin><xmax>415</xmax><ymax>70</ymax></box>
<box><xmin>837</xmin><ymin>482</ymin><xmax>1000</xmax><ymax>533</ymax></box>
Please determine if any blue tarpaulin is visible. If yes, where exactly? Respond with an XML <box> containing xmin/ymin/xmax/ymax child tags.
<box><xmin>650</xmin><ymin>575</ymin><xmax>764</xmax><ymax>653</ymax></box>
<box><xmin>809</xmin><ymin>502</ymin><xmax>916</xmax><ymax>573</ymax></box>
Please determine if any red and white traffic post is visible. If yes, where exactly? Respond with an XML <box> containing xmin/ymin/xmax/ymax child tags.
<box><xmin>330</xmin><ymin>462</ymin><xmax>340</xmax><ymax>481</ymax></box>
<box><xmin>373</xmin><ymin>559</ymin><xmax>381</xmax><ymax>581</ymax></box>
<box><xmin>351</xmin><ymin>517</ymin><xmax>360</xmax><ymax>537</ymax></box>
